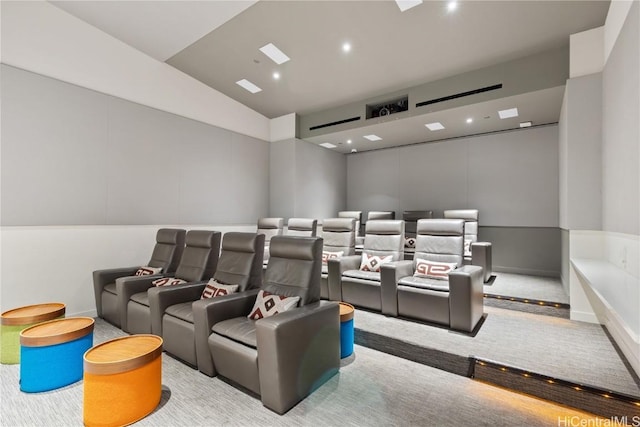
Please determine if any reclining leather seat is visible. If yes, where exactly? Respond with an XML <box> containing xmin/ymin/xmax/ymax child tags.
<box><xmin>402</xmin><ymin>210</ymin><xmax>433</xmax><ymax>260</ymax></box>
<box><xmin>336</xmin><ymin>220</ymin><xmax>404</xmax><ymax>312</ymax></box>
<box><xmin>258</xmin><ymin>217</ymin><xmax>284</xmax><ymax>266</ymax></box>
<box><xmin>92</xmin><ymin>228</ymin><xmax>185</xmax><ymax>328</ymax></box>
<box><xmin>286</xmin><ymin>218</ymin><xmax>318</xmax><ymax>237</ymax></box>
<box><xmin>381</xmin><ymin>219</ymin><xmax>484</xmax><ymax>332</ymax></box>
<box><xmin>121</xmin><ymin>230</ymin><xmax>221</xmax><ymax>334</ymax></box>
<box><xmin>153</xmin><ymin>232</ymin><xmax>264</xmax><ymax>368</ymax></box>
<box><xmin>443</xmin><ymin>209</ymin><xmax>492</xmax><ymax>282</ymax></box>
<box><xmin>356</xmin><ymin>211</ymin><xmax>395</xmax><ymax>253</ymax></box>
<box><xmin>206</xmin><ymin>236</ymin><xmax>340</xmax><ymax>414</ymax></box>
<box><xmin>320</xmin><ymin>218</ymin><xmax>357</xmax><ymax>300</ymax></box>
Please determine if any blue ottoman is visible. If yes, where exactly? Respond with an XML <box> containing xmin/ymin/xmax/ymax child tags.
<box><xmin>20</xmin><ymin>317</ymin><xmax>94</xmax><ymax>393</ymax></box>
<box><xmin>339</xmin><ymin>303</ymin><xmax>354</xmax><ymax>358</ymax></box>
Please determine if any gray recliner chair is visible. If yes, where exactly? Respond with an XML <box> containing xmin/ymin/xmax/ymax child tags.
<box><xmin>335</xmin><ymin>220</ymin><xmax>404</xmax><ymax>312</ymax></box>
<box><xmin>152</xmin><ymin>232</ymin><xmax>264</xmax><ymax>368</ymax></box>
<box><xmin>92</xmin><ymin>228</ymin><xmax>186</xmax><ymax>328</ymax></box>
<box><xmin>206</xmin><ymin>236</ymin><xmax>340</xmax><ymax>414</ymax></box>
<box><xmin>443</xmin><ymin>209</ymin><xmax>492</xmax><ymax>283</ymax></box>
<box><xmin>258</xmin><ymin>217</ymin><xmax>284</xmax><ymax>266</ymax></box>
<box><xmin>286</xmin><ymin>218</ymin><xmax>318</xmax><ymax>237</ymax></box>
<box><xmin>320</xmin><ymin>218</ymin><xmax>357</xmax><ymax>301</ymax></box>
<box><xmin>403</xmin><ymin>210</ymin><xmax>434</xmax><ymax>260</ymax></box>
<box><xmin>381</xmin><ymin>219</ymin><xmax>484</xmax><ymax>332</ymax></box>
<box><xmin>356</xmin><ymin>211</ymin><xmax>396</xmax><ymax>252</ymax></box>
<box><xmin>121</xmin><ymin>230</ymin><xmax>221</xmax><ymax>335</ymax></box>
<box><xmin>338</xmin><ymin>211</ymin><xmax>362</xmax><ymax>247</ymax></box>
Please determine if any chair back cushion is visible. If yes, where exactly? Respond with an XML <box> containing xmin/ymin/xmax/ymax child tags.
<box><xmin>321</xmin><ymin>218</ymin><xmax>357</xmax><ymax>255</ymax></box>
<box><xmin>443</xmin><ymin>209</ymin><xmax>479</xmax><ymax>242</ymax></box>
<box><xmin>367</xmin><ymin>211</ymin><xmax>395</xmax><ymax>221</ymax></box>
<box><xmin>338</xmin><ymin>211</ymin><xmax>363</xmax><ymax>236</ymax></box>
<box><xmin>175</xmin><ymin>230</ymin><xmax>221</xmax><ymax>282</ymax></box>
<box><xmin>257</xmin><ymin>218</ymin><xmax>284</xmax><ymax>243</ymax></box>
<box><xmin>414</xmin><ymin>219</ymin><xmax>464</xmax><ymax>267</ymax></box>
<box><xmin>402</xmin><ymin>211</ymin><xmax>434</xmax><ymax>236</ymax></box>
<box><xmin>262</xmin><ymin>236</ymin><xmax>323</xmax><ymax>306</ymax></box>
<box><xmin>148</xmin><ymin>228</ymin><xmax>186</xmax><ymax>274</ymax></box>
<box><xmin>363</xmin><ymin>220</ymin><xmax>405</xmax><ymax>261</ymax></box>
<box><xmin>214</xmin><ymin>232</ymin><xmax>265</xmax><ymax>291</ymax></box>
<box><xmin>286</xmin><ymin>218</ymin><xmax>318</xmax><ymax>237</ymax></box>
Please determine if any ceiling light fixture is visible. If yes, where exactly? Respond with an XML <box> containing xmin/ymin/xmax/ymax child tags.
<box><xmin>347</xmin><ymin>139</ymin><xmax>352</xmax><ymax>144</ymax></box>
<box><xmin>351</xmin><ymin>148</ymin><xmax>358</xmax><ymax>153</ymax></box>
<box><xmin>363</xmin><ymin>134</ymin><xmax>382</xmax><ymax>141</ymax></box>
<box><xmin>272</xmin><ymin>72</ymin><xmax>280</xmax><ymax>80</ymax></box>
<box><xmin>395</xmin><ymin>0</ymin><xmax>423</xmax><ymax>12</ymax></box>
<box><xmin>320</xmin><ymin>142</ymin><xmax>337</xmax><ymax>149</ymax></box>
<box><xmin>447</xmin><ymin>1</ymin><xmax>458</xmax><ymax>12</ymax></box>
<box><xmin>236</xmin><ymin>79</ymin><xmax>262</xmax><ymax>94</ymax></box>
<box><xmin>425</xmin><ymin>122</ymin><xmax>445</xmax><ymax>131</ymax></box>
<box><xmin>520</xmin><ymin>121</ymin><xmax>533</xmax><ymax>128</ymax></box>
<box><xmin>466</xmin><ymin>118</ymin><xmax>473</xmax><ymax>124</ymax></box>
<box><xmin>259</xmin><ymin>43</ymin><xmax>290</xmax><ymax>65</ymax></box>
<box><xmin>342</xmin><ymin>42</ymin><xmax>352</xmax><ymax>53</ymax></box>
<box><xmin>498</xmin><ymin>108</ymin><xmax>519</xmax><ymax>119</ymax></box>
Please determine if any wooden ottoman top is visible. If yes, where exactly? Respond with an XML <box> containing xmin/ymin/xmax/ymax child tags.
<box><xmin>20</xmin><ymin>317</ymin><xmax>94</xmax><ymax>347</ymax></box>
<box><xmin>84</xmin><ymin>335</ymin><xmax>163</xmax><ymax>375</ymax></box>
<box><xmin>339</xmin><ymin>303</ymin><xmax>354</xmax><ymax>322</ymax></box>
<box><xmin>2</xmin><ymin>303</ymin><xmax>65</xmax><ymax>326</ymax></box>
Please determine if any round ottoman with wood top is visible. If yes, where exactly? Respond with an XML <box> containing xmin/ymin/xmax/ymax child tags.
<box><xmin>83</xmin><ymin>334</ymin><xmax>163</xmax><ymax>427</ymax></box>
<box><xmin>20</xmin><ymin>317</ymin><xmax>94</xmax><ymax>392</ymax></box>
<box><xmin>1</xmin><ymin>302</ymin><xmax>66</xmax><ymax>364</ymax></box>
<box><xmin>339</xmin><ymin>302</ymin><xmax>355</xmax><ymax>358</ymax></box>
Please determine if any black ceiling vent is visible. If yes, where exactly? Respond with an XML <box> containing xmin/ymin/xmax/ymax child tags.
<box><xmin>309</xmin><ymin>116</ymin><xmax>361</xmax><ymax>131</ymax></box>
<box><xmin>415</xmin><ymin>83</ymin><xmax>503</xmax><ymax>108</ymax></box>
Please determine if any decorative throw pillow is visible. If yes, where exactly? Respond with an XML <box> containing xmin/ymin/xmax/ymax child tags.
<box><xmin>404</xmin><ymin>237</ymin><xmax>416</xmax><ymax>249</ymax></box>
<box><xmin>248</xmin><ymin>290</ymin><xmax>300</xmax><ymax>320</ymax></box>
<box><xmin>464</xmin><ymin>240</ymin><xmax>472</xmax><ymax>257</ymax></box>
<box><xmin>359</xmin><ymin>252</ymin><xmax>393</xmax><ymax>272</ymax></box>
<box><xmin>322</xmin><ymin>250</ymin><xmax>344</xmax><ymax>265</ymax></box>
<box><xmin>201</xmin><ymin>279</ymin><xmax>239</xmax><ymax>299</ymax></box>
<box><xmin>135</xmin><ymin>266</ymin><xmax>162</xmax><ymax>276</ymax></box>
<box><xmin>152</xmin><ymin>277</ymin><xmax>187</xmax><ymax>287</ymax></box>
<box><xmin>414</xmin><ymin>259</ymin><xmax>457</xmax><ymax>280</ymax></box>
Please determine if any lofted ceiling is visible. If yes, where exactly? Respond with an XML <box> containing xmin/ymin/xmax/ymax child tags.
<box><xmin>50</xmin><ymin>0</ymin><xmax>610</xmax><ymax>152</ymax></box>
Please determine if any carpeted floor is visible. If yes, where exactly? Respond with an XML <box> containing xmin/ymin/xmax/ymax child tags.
<box><xmin>1</xmin><ymin>318</ymin><xmax>606</xmax><ymax>427</ymax></box>
<box><xmin>485</xmin><ymin>273</ymin><xmax>569</xmax><ymax>304</ymax></box>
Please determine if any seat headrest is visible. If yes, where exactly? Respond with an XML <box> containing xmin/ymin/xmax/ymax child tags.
<box><xmin>338</xmin><ymin>211</ymin><xmax>362</xmax><ymax>221</ymax></box>
<box><xmin>367</xmin><ymin>211</ymin><xmax>395</xmax><ymax>220</ymax></box>
<box><xmin>287</xmin><ymin>218</ymin><xmax>317</xmax><ymax>231</ymax></box>
<box><xmin>186</xmin><ymin>230</ymin><xmax>219</xmax><ymax>248</ymax></box>
<box><xmin>417</xmin><ymin>219</ymin><xmax>464</xmax><ymax>236</ymax></box>
<box><xmin>443</xmin><ymin>209</ymin><xmax>478</xmax><ymax>221</ymax></box>
<box><xmin>269</xmin><ymin>235</ymin><xmax>322</xmax><ymax>261</ymax></box>
<box><xmin>366</xmin><ymin>220</ymin><xmax>404</xmax><ymax>235</ymax></box>
<box><xmin>402</xmin><ymin>210</ymin><xmax>434</xmax><ymax>221</ymax></box>
<box><xmin>221</xmin><ymin>232</ymin><xmax>261</xmax><ymax>253</ymax></box>
<box><xmin>257</xmin><ymin>217</ymin><xmax>284</xmax><ymax>229</ymax></box>
<box><xmin>323</xmin><ymin>218</ymin><xmax>356</xmax><ymax>232</ymax></box>
<box><xmin>156</xmin><ymin>228</ymin><xmax>186</xmax><ymax>245</ymax></box>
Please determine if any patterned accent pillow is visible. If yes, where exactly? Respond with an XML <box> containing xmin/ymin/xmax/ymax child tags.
<box><xmin>135</xmin><ymin>266</ymin><xmax>162</xmax><ymax>276</ymax></box>
<box><xmin>201</xmin><ymin>279</ymin><xmax>239</xmax><ymax>299</ymax></box>
<box><xmin>248</xmin><ymin>290</ymin><xmax>300</xmax><ymax>320</ymax></box>
<box><xmin>359</xmin><ymin>252</ymin><xmax>393</xmax><ymax>272</ymax></box>
<box><xmin>152</xmin><ymin>277</ymin><xmax>187</xmax><ymax>287</ymax></box>
<box><xmin>464</xmin><ymin>240</ymin><xmax>472</xmax><ymax>257</ymax></box>
<box><xmin>404</xmin><ymin>237</ymin><xmax>416</xmax><ymax>249</ymax></box>
<box><xmin>414</xmin><ymin>259</ymin><xmax>457</xmax><ymax>280</ymax></box>
<box><xmin>322</xmin><ymin>250</ymin><xmax>344</xmax><ymax>265</ymax></box>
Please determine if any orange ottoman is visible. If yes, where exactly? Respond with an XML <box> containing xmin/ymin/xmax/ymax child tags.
<box><xmin>83</xmin><ymin>335</ymin><xmax>163</xmax><ymax>427</ymax></box>
<box><xmin>1</xmin><ymin>303</ymin><xmax>65</xmax><ymax>364</ymax></box>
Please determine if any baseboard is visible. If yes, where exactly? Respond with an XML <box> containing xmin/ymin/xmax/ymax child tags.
<box><xmin>570</xmin><ymin>309</ymin><xmax>598</xmax><ymax>324</ymax></box>
<box><xmin>493</xmin><ymin>266</ymin><xmax>560</xmax><ymax>278</ymax></box>
<box><xmin>68</xmin><ymin>308</ymin><xmax>97</xmax><ymax>318</ymax></box>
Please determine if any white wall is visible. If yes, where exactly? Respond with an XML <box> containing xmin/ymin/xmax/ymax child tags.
<box><xmin>570</xmin><ymin>26</ymin><xmax>604</xmax><ymax>78</ymax></box>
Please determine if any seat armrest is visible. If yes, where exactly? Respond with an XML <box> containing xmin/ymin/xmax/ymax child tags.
<box><xmin>471</xmin><ymin>242</ymin><xmax>492</xmax><ymax>283</ymax></box>
<box><xmin>328</xmin><ymin>255</ymin><xmax>361</xmax><ymax>301</ymax></box>
<box><xmin>147</xmin><ymin>282</ymin><xmax>207</xmax><ymax>335</ymax></box>
<box><xmin>192</xmin><ymin>289</ymin><xmax>260</xmax><ymax>376</ymax></box>
<box><xmin>116</xmin><ymin>275</ymin><xmax>164</xmax><ymax>329</ymax></box>
<box><xmin>380</xmin><ymin>260</ymin><xmax>413</xmax><ymax>316</ymax></box>
<box><xmin>92</xmin><ymin>266</ymin><xmax>139</xmax><ymax>316</ymax></box>
<box><xmin>448</xmin><ymin>265</ymin><xmax>484</xmax><ymax>332</ymax></box>
<box><xmin>256</xmin><ymin>301</ymin><xmax>340</xmax><ymax>414</ymax></box>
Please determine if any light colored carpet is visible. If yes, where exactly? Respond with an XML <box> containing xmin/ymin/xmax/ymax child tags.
<box><xmin>355</xmin><ymin>306</ymin><xmax>640</xmax><ymax>397</ymax></box>
<box><xmin>486</xmin><ymin>273</ymin><xmax>569</xmax><ymax>304</ymax></box>
<box><xmin>1</xmin><ymin>318</ymin><xmax>603</xmax><ymax>427</ymax></box>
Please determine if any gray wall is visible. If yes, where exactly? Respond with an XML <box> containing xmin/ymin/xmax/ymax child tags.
<box><xmin>602</xmin><ymin>2</ymin><xmax>639</xmax><ymax>235</ymax></box>
<box><xmin>1</xmin><ymin>65</ymin><xmax>270</xmax><ymax>226</ymax></box>
<box><xmin>347</xmin><ymin>125</ymin><xmax>561</xmax><ymax>276</ymax></box>
<box><xmin>270</xmin><ymin>138</ymin><xmax>346</xmax><ymax>221</ymax></box>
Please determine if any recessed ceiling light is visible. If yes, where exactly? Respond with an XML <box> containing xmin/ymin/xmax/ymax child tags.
<box><xmin>342</xmin><ymin>42</ymin><xmax>352</xmax><ymax>53</ymax></box>
<box><xmin>236</xmin><ymin>79</ymin><xmax>262</xmax><ymax>94</ymax></box>
<box><xmin>425</xmin><ymin>122</ymin><xmax>445</xmax><ymax>131</ymax></box>
<box><xmin>498</xmin><ymin>108</ymin><xmax>519</xmax><ymax>119</ymax></box>
<box><xmin>347</xmin><ymin>139</ymin><xmax>352</xmax><ymax>144</ymax></box>
<box><xmin>259</xmin><ymin>43</ymin><xmax>290</xmax><ymax>65</ymax></box>
<box><xmin>395</xmin><ymin>0</ymin><xmax>422</xmax><ymax>12</ymax></box>
<box><xmin>520</xmin><ymin>121</ymin><xmax>533</xmax><ymax>128</ymax></box>
<box><xmin>320</xmin><ymin>142</ymin><xmax>337</xmax><ymax>149</ymax></box>
<box><xmin>363</xmin><ymin>134</ymin><xmax>382</xmax><ymax>141</ymax></box>
<box><xmin>466</xmin><ymin>118</ymin><xmax>473</xmax><ymax>124</ymax></box>
<box><xmin>272</xmin><ymin>72</ymin><xmax>280</xmax><ymax>80</ymax></box>
<box><xmin>447</xmin><ymin>1</ymin><xmax>458</xmax><ymax>12</ymax></box>
<box><xmin>351</xmin><ymin>148</ymin><xmax>358</xmax><ymax>153</ymax></box>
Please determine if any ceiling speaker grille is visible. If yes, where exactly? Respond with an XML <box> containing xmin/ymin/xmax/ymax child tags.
<box><xmin>309</xmin><ymin>116</ymin><xmax>361</xmax><ymax>131</ymax></box>
<box><xmin>416</xmin><ymin>84</ymin><xmax>503</xmax><ymax>108</ymax></box>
